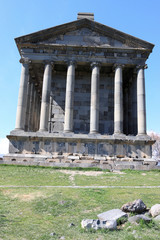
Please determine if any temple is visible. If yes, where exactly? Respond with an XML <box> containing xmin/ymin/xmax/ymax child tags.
<box><xmin>4</xmin><ymin>13</ymin><xmax>157</xmax><ymax>169</ymax></box>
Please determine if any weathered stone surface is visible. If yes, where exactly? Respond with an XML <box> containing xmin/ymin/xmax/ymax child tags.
<box><xmin>128</xmin><ymin>214</ymin><xmax>151</xmax><ymax>224</ymax></box>
<box><xmin>97</xmin><ymin>209</ymin><xmax>128</xmax><ymax>222</ymax></box>
<box><xmin>81</xmin><ymin>219</ymin><xmax>117</xmax><ymax>230</ymax></box>
<box><xmin>149</xmin><ymin>204</ymin><xmax>160</xmax><ymax>217</ymax></box>
<box><xmin>154</xmin><ymin>215</ymin><xmax>160</xmax><ymax>221</ymax></box>
<box><xmin>121</xmin><ymin>199</ymin><xmax>147</xmax><ymax>213</ymax></box>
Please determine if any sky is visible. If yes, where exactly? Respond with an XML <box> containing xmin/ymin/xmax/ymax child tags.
<box><xmin>0</xmin><ymin>0</ymin><xmax>160</xmax><ymax>154</ymax></box>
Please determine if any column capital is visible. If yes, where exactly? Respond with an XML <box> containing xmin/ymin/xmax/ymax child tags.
<box><xmin>90</xmin><ymin>61</ymin><xmax>101</xmax><ymax>69</ymax></box>
<box><xmin>136</xmin><ymin>64</ymin><xmax>148</xmax><ymax>70</ymax></box>
<box><xmin>19</xmin><ymin>58</ymin><xmax>31</xmax><ymax>65</ymax></box>
<box><xmin>66</xmin><ymin>60</ymin><xmax>77</xmax><ymax>67</ymax></box>
<box><xmin>113</xmin><ymin>63</ymin><xmax>125</xmax><ymax>71</ymax></box>
<box><xmin>43</xmin><ymin>60</ymin><xmax>54</xmax><ymax>67</ymax></box>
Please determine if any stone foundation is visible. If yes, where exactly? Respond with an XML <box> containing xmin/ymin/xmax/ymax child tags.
<box><xmin>3</xmin><ymin>131</ymin><xmax>158</xmax><ymax>170</ymax></box>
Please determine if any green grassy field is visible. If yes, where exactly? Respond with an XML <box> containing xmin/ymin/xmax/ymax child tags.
<box><xmin>0</xmin><ymin>165</ymin><xmax>160</xmax><ymax>240</ymax></box>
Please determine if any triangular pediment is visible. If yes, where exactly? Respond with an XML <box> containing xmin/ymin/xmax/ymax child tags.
<box><xmin>15</xmin><ymin>18</ymin><xmax>154</xmax><ymax>51</ymax></box>
<box><xmin>38</xmin><ymin>27</ymin><xmax>131</xmax><ymax>48</ymax></box>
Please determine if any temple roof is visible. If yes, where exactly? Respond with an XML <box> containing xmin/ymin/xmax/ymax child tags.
<box><xmin>15</xmin><ymin>18</ymin><xmax>154</xmax><ymax>61</ymax></box>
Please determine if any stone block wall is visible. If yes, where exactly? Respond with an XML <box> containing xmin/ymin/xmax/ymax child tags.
<box><xmin>50</xmin><ymin>72</ymin><xmax>66</xmax><ymax>132</ymax></box>
<box><xmin>50</xmin><ymin>69</ymin><xmax>114</xmax><ymax>134</ymax></box>
<box><xmin>74</xmin><ymin>71</ymin><xmax>90</xmax><ymax>133</ymax></box>
<box><xmin>99</xmin><ymin>73</ymin><xmax>114</xmax><ymax>134</ymax></box>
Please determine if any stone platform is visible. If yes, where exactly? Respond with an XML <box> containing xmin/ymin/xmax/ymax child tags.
<box><xmin>3</xmin><ymin>131</ymin><xmax>158</xmax><ymax>170</ymax></box>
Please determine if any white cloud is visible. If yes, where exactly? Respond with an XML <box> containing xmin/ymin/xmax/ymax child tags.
<box><xmin>0</xmin><ymin>138</ymin><xmax>9</xmax><ymax>155</ymax></box>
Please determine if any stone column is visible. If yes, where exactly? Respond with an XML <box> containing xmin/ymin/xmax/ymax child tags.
<box><xmin>15</xmin><ymin>59</ymin><xmax>30</xmax><ymax>130</ymax></box>
<box><xmin>90</xmin><ymin>62</ymin><xmax>100</xmax><ymax>134</ymax></box>
<box><xmin>114</xmin><ymin>64</ymin><xmax>123</xmax><ymax>134</ymax></box>
<box><xmin>25</xmin><ymin>80</ymin><xmax>31</xmax><ymax>131</ymax></box>
<box><xmin>137</xmin><ymin>65</ymin><xmax>147</xmax><ymax>135</ymax></box>
<box><xmin>64</xmin><ymin>61</ymin><xmax>76</xmax><ymax>132</ymax></box>
<box><xmin>28</xmin><ymin>82</ymin><xmax>34</xmax><ymax>131</ymax></box>
<box><xmin>39</xmin><ymin>61</ymin><xmax>53</xmax><ymax>131</ymax></box>
<box><xmin>31</xmin><ymin>86</ymin><xmax>36</xmax><ymax>131</ymax></box>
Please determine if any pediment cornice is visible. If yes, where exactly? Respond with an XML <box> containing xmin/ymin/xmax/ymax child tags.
<box><xmin>15</xmin><ymin>18</ymin><xmax>154</xmax><ymax>53</ymax></box>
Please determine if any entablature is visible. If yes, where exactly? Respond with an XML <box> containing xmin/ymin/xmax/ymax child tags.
<box><xmin>20</xmin><ymin>49</ymin><xmax>146</xmax><ymax>66</ymax></box>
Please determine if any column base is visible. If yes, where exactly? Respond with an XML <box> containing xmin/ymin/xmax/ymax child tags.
<box><xmin>113</xmin><ymin>132</ymin><xmax>126</xmax><ymax>138</ymax></box>
<box><xmin>11</xmin><ymin>129</ymin><xmax>25</xmax><ymax>134</ymax></box>
<box><xmin>136</xmin><ymin>134</ymin><xmax>151</xmax><ymax>140</ymax></box>
<box><xmin>89</xmin><ymin>131</ymin><xmax>99</xmax><ymax>134</ymax></box>
<box><xmin>38</xmin><ymin>129</ymin><xmax>48</xmax><ymax>132</ymax></box>
<box><xmin>64</xmin><ymin>130</ymin><xmax>74</xmax><ymax>133</ymax></box>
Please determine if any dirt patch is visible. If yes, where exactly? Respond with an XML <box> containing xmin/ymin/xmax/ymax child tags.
<box><xmin>112</xmin><ymin>170</ymin><xmax>126</xmax><ymax>175</ymax></box>
<box><xmin>59</xmin><ymin>170</ymin><xmax>105</xmax><ymax>177</ymax></box>
<box><xmin>59</xmin><ymin>170</ymin><xmax>105</xmax><ymax>185</ymax></box>
<box><xmin>2</xmin><ymin>190</ymin><xmax>44</xmax><ymax>202</ymax></box>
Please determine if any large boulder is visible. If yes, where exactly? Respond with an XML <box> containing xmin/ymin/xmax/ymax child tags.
<box><xmin>128</xmin><ymin>214</ymin><xmax>152</xmax><ymax>224</ymax></box>
<box><xmin>81</xmin><ymin>219</ymin><xmax>117</xmax><ymax>230</ymax></box>
<box><xmin>97</xmin><ymin>209</ymin><xmax>128</xmax><ymax>223</ymax></box>
<box><xmin>149</xmin><ymin>204</ymin><xmax>160</xmax><ymax>217</ymax></box>
<box><xmin>121</xmin><ymin>199</ymin><xmax>147</xmax><ymax>213</ymax></box>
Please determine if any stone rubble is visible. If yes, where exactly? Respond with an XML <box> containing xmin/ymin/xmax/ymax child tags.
<box><xmin>154</xmin><ymin>215</ymin><xmax>160</xmax><ymax>221</ymax></box>
<box><xmin>81</xmin><ymin>219</ymin><xmax>117</xmax><ymax>230</ymax></box>
<box><xmin>128</xmin><ymin>214</ymin><xmax>151</xmax><ymax>223</ymax></box>
<box><xmin>121</xmin><ymin>199</ymin><xmax>147</xmax><ymax>213</ymax></box>
<box><xmin>97</xmin><ymin>209</ymin><xmax>128</xmax><ymax>222</ymax></box>
<box><xmin>149</xmin><ymin>204</ymin><xmax>160</xmax><ymax>217</ymax></box>
<box><xmin>81</xmin><ymin>200</ymin><xmax>160</xmax><ymax>231</ymax></box>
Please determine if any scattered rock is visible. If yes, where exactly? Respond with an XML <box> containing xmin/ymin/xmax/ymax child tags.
<box><xmin>50</xmin><ymin>232</ymin><xmax>56</xmax><ymax>236</ymax></box>
<box><xmin>59</xmin><ymin>201</ymin><xmax>67</xmax><ymax>205</ymax></box>
<box><xmin>105</xmin><ymin>220</ymin><xmax>117</xmax><ymax>230</ymax></box>
<box><xmin>149</xmin><ymin>204</ymin><xmax>160</xmax><ymax>217</ymax></box>
<box><xmin>121</xmin><ymin>199</ymin><xmax>147</xmax><ymax>214</ymax></box>
<box><xmin>81</xmin><ymin>219</ymin><xmax>94</xmax><ymax>229</ymax></box>
<box><xmin>68</xmin><ymin>223</ymin><xmax>75</xmax><ymax>227</ymax></box>
<box><xmin>81</xmin><ymin>219</ymin><xmax>117</xmax><ymax>230</ymax></box>
<box><xmin>154</xmin><ymin>215</ymin><xmax>160</xmax><ymax>221</ymax></box>
<box><xmin>128</xmin><ymin>214</ymin><xmax>151</xmax><ymax>224</ymax></box>
<box><xmin>97</xmin><ymin>209</ymin><xmax>128</xmax><ymax>223</ymax></box>
<box><xmin>60</xmin><ymin>236</ymin><xmax>65</xmax><ymax>240</ymax></box>
<box><xmin>144</xmin><ymin>212</ymin><xmax>151</xmax><ymax>218</ymax></box>
<box><xmin>132</xmin><ymin>230</ymin><xmax>136</xmax><ymax>234</ymax></box>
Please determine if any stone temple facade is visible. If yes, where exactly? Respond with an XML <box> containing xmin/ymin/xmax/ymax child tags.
<box><xmin>4</xmin><ymin>13</ymin><xmax>157</xmax><ymax>169</ymax></box>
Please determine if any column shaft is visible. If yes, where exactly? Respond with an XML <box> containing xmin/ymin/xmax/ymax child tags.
<box><xmin>64</xmin><ymin>61</ymin><xmax>75</xmax><ymax>132</ymax></box>
<box><xmin>25</xmin><ymin>80</ymin><xmax>31</xmax><ymax>131</ymax></box>
<box><xmin>90</xmin><ymin>62</ymin><xmax>100</xmax><ymax>133</ymax></box>
<box><xmin>137</xmin><ymin>66</ymin><xmax>146</xmax><ymax>135</ymax></box>
<box><xmin>114</xmin><ymin>65</ymin><xmax>123</xmax><ymax>134</ymax></box>
<box><xmin>28</xmin><ymin>83</ymin><xmax>34</xmax><ymax>131</ymax></box>
<box><xmin>39</xmin><ymin>62</ymin><xmax>53</xmax><ymax>131</ymax></box>
<box><xmin>15</xmin><ymin>60</ymin><xmax>29</xmax><ymax>130</ymax></box>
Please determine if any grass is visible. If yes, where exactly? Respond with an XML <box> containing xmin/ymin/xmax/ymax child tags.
<box><xmin>0</xmin><ymin>165</ymin><xmax>160</xmax><ymax>239</ymax></box>
<box><xmin>0</xmin><ymin>165</ymin><xmax>159</xmax><ymax>186</ymax></box>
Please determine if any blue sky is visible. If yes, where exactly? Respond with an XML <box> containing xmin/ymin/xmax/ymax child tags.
<box><xmin>0</xmin><ymin>0</ymin><xmax>160</xmax><ymax>148</ymax></box>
